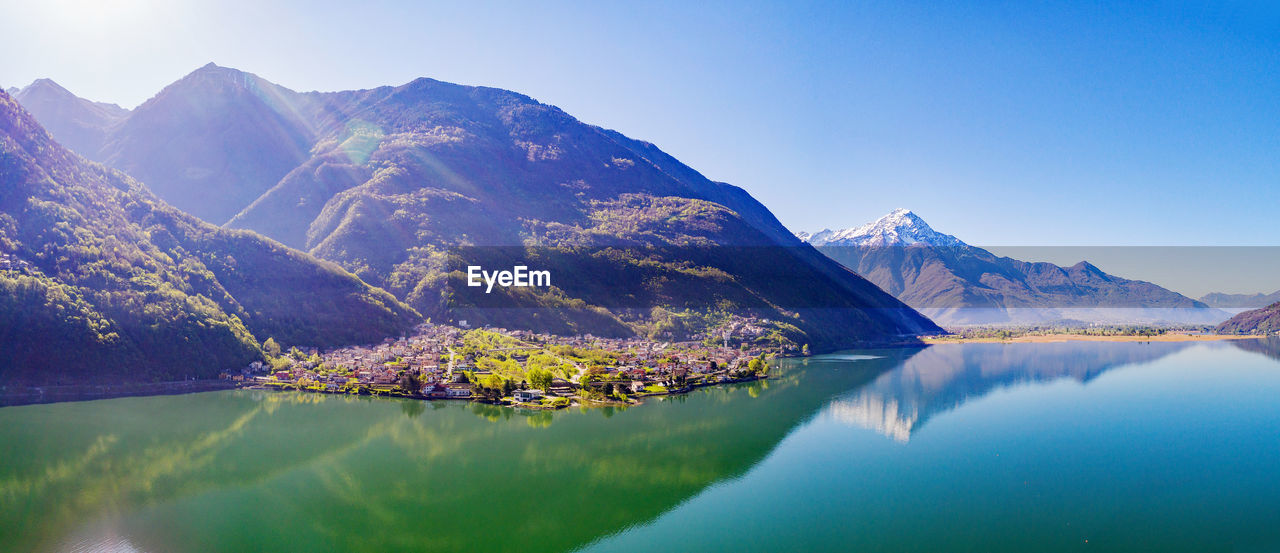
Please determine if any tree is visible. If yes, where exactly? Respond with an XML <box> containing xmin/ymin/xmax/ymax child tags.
<box><xmin>473</xmin><ymin>374</ymin><xmax>505</xmax><ymax>402</ymax></box>
<box><xmin>528</xmin><ymin>368</ymin><xmax>553</xmax><ymax>392</ymax></box>
<box><xmin>269</xmin><ymin>356</ymin><xmax>292</xmax><ymax>372</ymax></box>
<box><xmin>263</xmin><ymin>337</ymin><xmax>282</xmax><ymax>357</ymax></box>
<box><xmin>399</xmin><ymin>371</ymin><xmax>422</xmax><ymax>395</ymax></box>
<box><xmin>580</xmin><ymin>365</ymin><xmax>605</xmax><ymax>385</ymax></box>
<box><xmin>801</xmin><ymin>343</ymin><xmax>810</xmax><ymax>356</ymax></box>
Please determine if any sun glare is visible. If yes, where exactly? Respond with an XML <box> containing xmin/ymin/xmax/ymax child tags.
<box><xmin>34</xmin><ymin>0</ymin><xmax>156</xmax><ymax>36</ymax></box>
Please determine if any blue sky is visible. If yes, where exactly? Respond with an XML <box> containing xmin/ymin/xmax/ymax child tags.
<box><xmin>2</xmin><ymin>0</ymin><xmax>1277</xmax><ymax>248</ymax></box>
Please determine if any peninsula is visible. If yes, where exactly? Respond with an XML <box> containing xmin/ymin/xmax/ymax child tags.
<box><xmin>238</xmin><ymin>318</ymin><xmax>787</xmax><ymax>409</ymax></box>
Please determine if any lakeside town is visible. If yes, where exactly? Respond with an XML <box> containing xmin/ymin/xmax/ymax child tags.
<box><xmin>226</xmin><ymin>317</ymin><xmax>790</xmax><ymax>409</ymax></box>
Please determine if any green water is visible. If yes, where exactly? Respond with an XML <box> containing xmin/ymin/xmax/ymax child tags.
<box><xmin>3</xmin><ymin>340</ymin><xmax>1280</xmax><ymax>552</ymax></box>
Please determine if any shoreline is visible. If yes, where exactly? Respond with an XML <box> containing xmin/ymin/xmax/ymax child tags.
<box><xmin>244</xmin><ymin>372</ymin><xmax>771</xmax><ymax>410</ymax></box>
<box><xmin>0</xmin><ymin>379</ymin><xmax>238</xmax><ymax>408</ymax></box>
<box><xmin>924</xmin><ymin>333</ymin><xmax>1269</xmax><ymax>345</ymax></box>
<box><xmin>0</xmin><ymin>372</ymin><xmax>774</xmax><ymax>410</ymax></box>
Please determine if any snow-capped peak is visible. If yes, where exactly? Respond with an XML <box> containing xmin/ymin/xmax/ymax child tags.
<box><xmin>798</xmin><ymin>209</ymin><xmax>968</xmax><ymax>247</ymax></box>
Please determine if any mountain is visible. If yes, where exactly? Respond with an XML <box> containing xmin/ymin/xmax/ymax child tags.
<box><xmin>96</xmin><ymin>64</ymin><xmax>321</xmax><ymax>224</ymax></box>
<box><xmin>1216</xmin><ymin>302</ymin><xmax>1280</xmax><ymax>335</ymax></box>
<box><xmin>12</xmin><ymin>79</ymin><xmax>128</xmax><ymax>159</ymax></box>
<box><xmin>0</xmin><ymin>89</ymin><xmax>418</xmax><ymax>386</ymax></box>
<box><xmin>799</xmin><ymin>209</ymin><xmax>966</xmax><ymax>248</ymax></box>
<box><xmin>800</xmin><ymin>209</ymin><xmax>1229</xmax><ymax>326</ymax></box>
<box><xmin>20</xmin><ymin>64</ymin><xmax>939</xmax><ymax>348</ymax></box>
<box><xmin>1200</xmin><ymin>290</ymin><xmax>1280</xmax><ymax>309</ymax></box>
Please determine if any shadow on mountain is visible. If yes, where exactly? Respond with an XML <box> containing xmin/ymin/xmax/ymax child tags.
<box><xmin>821</xmin><ymin>341</ymin><xmax>1194</xmax><ymax>441</ymax></box>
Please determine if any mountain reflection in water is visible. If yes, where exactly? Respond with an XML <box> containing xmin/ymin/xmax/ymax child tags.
<box><xmin>822</xmin><ymin>341</ymin><xmax>1195</xmax><ymax>441</ymax></box>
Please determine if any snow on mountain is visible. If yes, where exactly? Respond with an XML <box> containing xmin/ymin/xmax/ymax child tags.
<box><xmin>798</xmin><ymin>209</ymin><xmax>967</xmax><ymax>247</ymax></box>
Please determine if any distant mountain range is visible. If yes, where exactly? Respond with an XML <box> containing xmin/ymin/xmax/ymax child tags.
<box><xmin>1200</xmin><ymin>290</ymin><xmax>1280</xmax><ymax>309</ymax></box>
<box><xmin>0</xmin><ymin>89</ymin><xmax>418</xmax><ymax>385</ymax></box>
<box><xmin>799</xmin><ymin>209</ymin><xmax>1230</xmax><ymax>326</ymax></box>
<box><xmin>9</xmin><ymin>66</ymin><xmax>939</xmax><ymax>349</ymax></box>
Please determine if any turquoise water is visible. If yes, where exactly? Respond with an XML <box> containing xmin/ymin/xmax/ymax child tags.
<box><xmin>3</xmin><ymin>339</ymin><xmax>1280</xmax><ymax>552</ymax></box>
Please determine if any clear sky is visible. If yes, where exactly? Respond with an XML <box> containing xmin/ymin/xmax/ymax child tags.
<box><xmin>2</xmin><ymin>0</ymin><xmax>1277</xmax><ymax>250</ymax></box>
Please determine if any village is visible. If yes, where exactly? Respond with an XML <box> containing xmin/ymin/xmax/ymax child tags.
<box><xmin>226</xmin><ymin>317</ymin><xmax>791</xmax><ymax>408</ymax></box>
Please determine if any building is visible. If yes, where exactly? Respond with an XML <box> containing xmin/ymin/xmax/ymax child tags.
<box><xmin>513</xmin><ymin>389</ymin><xmax>544</xmax><ymax>403</ymax></box>
<box><xmin>421</xmin><ymin>382</ymin><xmax>449</xmax><ymax>398</ymax></box>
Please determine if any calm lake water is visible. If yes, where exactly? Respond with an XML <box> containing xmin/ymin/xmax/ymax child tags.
<box><xmin>4</xmin><ymin>339</ymin><xmax>1280</xmax><ymax>553</ymax></box>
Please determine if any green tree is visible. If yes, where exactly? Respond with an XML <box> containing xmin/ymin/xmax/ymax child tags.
<box><xmin>263</xmin><ymin>337</ymin><xmax>282</xmax><ymax>357</ymax></box>
<box><xmin>470</xmin><ymin>374</ymin><xmax>499</xmax><ymax>402</ymax></box>
<box><xmin>528</xmin><ymin>368</ymin><xmax>554</xmax><ymax>392</ymax></box>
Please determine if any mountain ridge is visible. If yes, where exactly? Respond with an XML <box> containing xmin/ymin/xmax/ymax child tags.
<box><xmin>11</xmin><ymin>78</ymin><xmax>129</xmax><ymax>160</ymax></box>
<box><xmin>1200</xmin><ymin>290</ymin><xmax>1280</xmax><ymax>309</ymax></box>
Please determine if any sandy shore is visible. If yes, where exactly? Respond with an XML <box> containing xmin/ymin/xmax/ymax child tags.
<box><xmin>924</xmin><ymin>333</ymin><xmax>1268</xmax><ymax>344</ymax></box>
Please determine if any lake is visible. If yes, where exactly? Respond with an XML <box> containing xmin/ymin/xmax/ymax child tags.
<box><xmin>3</xmin><ymin>339</ymin><xmax>1280</xmax><ymax>552</ymax></box>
